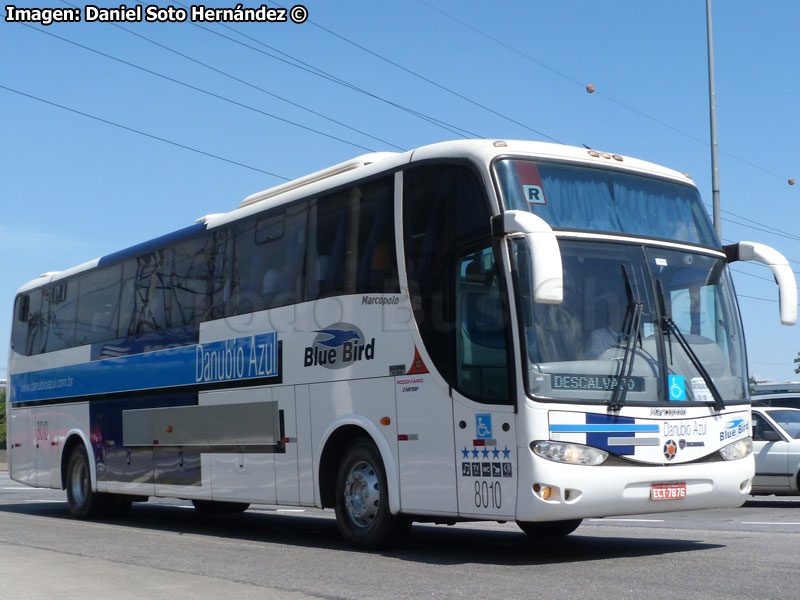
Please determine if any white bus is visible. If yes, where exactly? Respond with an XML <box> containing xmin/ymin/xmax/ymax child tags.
<box><xmin>7</xmin><ymin>140</ymin><xmax>796</xmax><ymax>548</ymax></box>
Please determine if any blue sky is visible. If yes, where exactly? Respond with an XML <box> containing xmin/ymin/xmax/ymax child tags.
<box><xmin>2</xmin><ymin>1</ymin><xmax>798</xmax><ymax>383</ymax></box>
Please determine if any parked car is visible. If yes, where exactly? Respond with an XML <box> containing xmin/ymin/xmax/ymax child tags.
<box><xmin>751</xmin><ymin>393</ymin><xmax>800</xmax><ymax>409</ymax></box>
<box><xmin>750</xmin><ymin>406</ymin><xmax>800</xmax><ymax>495</ymax></box>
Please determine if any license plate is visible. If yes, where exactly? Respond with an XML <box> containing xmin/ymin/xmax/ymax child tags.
<box><xmin>651</xmin><ymin>482</ymin><xmax>687</xmax><ymax>500</ymax></box>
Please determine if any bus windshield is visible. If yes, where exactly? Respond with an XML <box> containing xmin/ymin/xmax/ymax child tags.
<box><xmin>511</xmin><ymin>239</ymin><xmax>747</xmax><ymax>405</ymax></box>
<box><xmin>495</xmin><ymin>159</ymin><xmax>718</xmax><ymax>247</ymax></box>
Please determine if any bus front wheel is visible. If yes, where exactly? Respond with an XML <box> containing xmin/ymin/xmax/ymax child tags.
<box><xmin>334</xmin><ymin>439</ymin><xmax>409</xmax><ymax>549</ymax></box>
<box><xmin>517</xmin><ymin>519</ymin><xmax>582</xmax><ymax>538</ymax></box>
<box><xmin>65</xmin><ymin>445</ymin><xmax>105</xmax><ymax>519</ymax></box>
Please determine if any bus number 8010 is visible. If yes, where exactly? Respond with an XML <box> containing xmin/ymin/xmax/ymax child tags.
<box><xmin>474</xmin><ymin>480</ymin><xmax>501</xmax><ymax>509</ymax></box>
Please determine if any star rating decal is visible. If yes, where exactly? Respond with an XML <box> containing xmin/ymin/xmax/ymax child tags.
<box><xmin>463</xmin><ymin>446</ymin><xmax>513</xmax><ymax>460</ymax></box>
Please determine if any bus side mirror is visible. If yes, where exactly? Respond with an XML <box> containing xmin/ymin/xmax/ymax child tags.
<box><xmin>724</xmin><ymin>241</ymin><xmax>797</xmax><ymax>326</ymax></box>
<box><xmin>492</xmin><ymin>210</ymin><xmax>563</xmax><ymax>304</ymax></box>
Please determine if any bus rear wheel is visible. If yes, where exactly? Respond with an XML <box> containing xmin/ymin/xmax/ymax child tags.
<box><xmin>517</xmin><ymin>519</ymin><xmax>582</xmax><ymax>538</ymax></box>
<box><xmin>334</xmin><ymin>439</ymin><xmax>409</xmax><ymax>549</ymax></box>
<box><xmin>65</xmin><ymin>445</ymin><xmax>105</xmax><ymax>519</ymax></box>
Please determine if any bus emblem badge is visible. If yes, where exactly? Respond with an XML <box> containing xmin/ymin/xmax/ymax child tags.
<box><xmin>304</xmin><ymin>322</ymin><xmax>375</xmax><ymax>370</ymax></box>
<box><xmin>663</xmin><ymin>439</ymin><xmax>678</xmax><ymax>460</ymax></box>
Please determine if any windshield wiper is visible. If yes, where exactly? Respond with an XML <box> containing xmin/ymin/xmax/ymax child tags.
<box><xmin>661</xmin><ymin>317</ymin><xmax>726</xmax><ymax>411</ymax></box>
<box><xmin>610</xmin><ymin>265</ymin><xmax>643</xmax><ymax>412</ymax></box>
<box><xmin>654</xmin><ymin>281</ymin><xmax>726</xmax><ymax>411</ymax></box>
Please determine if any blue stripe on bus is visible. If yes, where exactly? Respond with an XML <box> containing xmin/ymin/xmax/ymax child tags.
<box><xmin>586</xmin><ymin>413</ymin><xmax>635</xmax><ymax>455</ymax></box>
<box><xmin>549</xmin><ymin>424</ymin><xmax>660</xmax><ymax>433</ymax></box>
<box><xmin>90</xmin><ymin>325</ymin><xmax>199</xmax><ymax>361</ymax></box>
<box><xmin>10</xmin><ymin>332</ymin><xmax>279</xmax><ymax>404</ymax></box>
<box><xmin>97</xmin><ymin>223</ymin><xmax>206</xmax><ymax>267</ymax></box>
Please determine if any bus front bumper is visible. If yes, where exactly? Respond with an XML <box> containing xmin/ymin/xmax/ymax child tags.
<box><xmin>515</xmin><ymin>449</ymin><xmax>754</xmax><ymax>522</ymax></box>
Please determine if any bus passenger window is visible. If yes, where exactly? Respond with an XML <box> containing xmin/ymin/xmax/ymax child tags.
<box><xmin>76</xmin><ymin>265</ymin><xmax>122</xmax><ymax>345</ymax></box>
<box><xmin>11</xmin><ymin>294</ymin><xmax>30</xmax><ymax>354</ymax></box>
<box><xmin>47</xmin><ymin>280</ymin><xmax>78</xmax><ymax>352</ymax></box>
<box><xmin>305</xmin><ymin>176</ymin><xmax>397</xmax><ymax>301</ymax></box>
<box><xmin>24</xmin><ymin>288</ymin><xmax>46</xmax><ymax>356</ymax></box>
<box><xmin>118</xmin><ymin>251</ymin><xmax>171</xmax><ymax>336</ymax></box>
<box><xmin>229</xmin><ymin>201</ymin><xmax>307</xmax><ymax>316</ymax></box>
<box><xmin>171</xmin><ymin>236</ymin><xmax>216</xmax><ymax>327</ymax></box>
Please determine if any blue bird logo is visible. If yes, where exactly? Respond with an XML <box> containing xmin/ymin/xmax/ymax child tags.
<box><xmin>313</xmin><ymin>329</ymin><xmax>361</xmax><ymax>347</ymax></box>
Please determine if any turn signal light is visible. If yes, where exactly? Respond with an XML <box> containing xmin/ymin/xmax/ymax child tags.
<box><xmin>533</xmin><ymin>484</ymin><xmax>553</xmax><ymax>500</ymax></box>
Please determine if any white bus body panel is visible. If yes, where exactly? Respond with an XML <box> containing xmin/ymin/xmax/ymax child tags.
<box><xmin>516</xmin><ymin>452</ymin><xmax>752</xmax><ymax>521</ymax></box>
<box><xmin>453</xmin><ymin>395</ymin><xmax>517</xmax><ymax>519</ymax></box>
<box><xmin>514</xmin><ymin>403</ymin><xmax>753</xmax><ymax>521</ymax></box>
<box><xmin>273</xmin><ymin>385</ymin><xmax>300</xmax><ymax>505</ymax></box>
<box><xmin>35</xmin><ymin>406</ymin><xmax>59</xmax><ymax>488</ymax></box>
<box><xmin>10</xmin><ymin>402</ymin><xmax>90</xmax><ymax>490</ymax></box>
<box><xmin>200</xmin><ymin>387</ymin><xmax>275</xmax><ymax>504</ymax></box>
<box><xmin>394</xmin><ymin>371</ymin><xmax>457</xmax><ymax>515</ymax></box>
<box><xmin>295</xmin><ymin>384</ymin><xmax>315</xmax><ymax>506</ymax></box>
<box><xmin>9</xmin><ymin>407</ymin><xmax>35</xmax><ymax>486</ymax></box>
<box><xmin>310</xmin><ymin>378</ymin><xmax>399</xmax><ymax>509</ymax></box>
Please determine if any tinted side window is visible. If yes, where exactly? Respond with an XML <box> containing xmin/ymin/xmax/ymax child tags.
<box><xmin>11</xmin><ymin>294</ymin><xmax>29</xmax><ymax>353</ymax></box>
<box><xmin>25</xmin><ymin>288</ymin><xmax>46</xmax><ymax>356</ymax></box>
<box><xmin>46</xmin><ymin>280</ymin><xmax>77</xmax><ymax>352</ymax></box>
<box><xmin>76</xmin><ymin>265</ymin><xmax>122</xmax><ymax>345</ymax></box>
<box><xmin>752</xmin><ymin>413</ymin><xmax>779</xmax><ymax>441</ymax></box>
<box><xmin>119</xmin><ymin>250</ymin><xmax>172</xmax><ymax>336</ymax></box>
<box><xmin>403</xmin><ymin>164</ymin><xmax>492</xmax><ymax>386</ymax></box>
<box><xmin>170</xmin><ymin>235</ymin><xmax>218</xmax><ymax>327</ymax></box>
<box><xmin>306</xmin><ymin>176</ymin><xmax>398</xmax><ymax>300</ymax></box>
<box><xmin>455</xmin><ymin>247</ymin><xmax>509</xmax><ymax>402</ymax></box>
<box><xmin>229</xmin><ymin>201</ymin><xmax>308</xmax><ymax>316</ymax></box>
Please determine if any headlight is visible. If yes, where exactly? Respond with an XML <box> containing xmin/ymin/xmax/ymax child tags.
<box><xmin>532</xmin><ymin>441</ymin><xmax>608</xmax><ymax>465</ymax></box>
<box><xmin>719</xmin><ymin>437</ymin><xmax>753</xmax><ymax>461</ymax></box>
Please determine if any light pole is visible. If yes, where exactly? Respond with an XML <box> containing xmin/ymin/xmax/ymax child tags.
<box><xmin>706</xmin><ymin>0</ymin><xmax>721</xmax><ymax>238</ymax></box>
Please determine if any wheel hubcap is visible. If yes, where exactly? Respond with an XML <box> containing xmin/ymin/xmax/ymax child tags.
<box><xmin>344</xmin><ymin>460</ymin><xmax>380</xmax><ymax>528</ymax></box>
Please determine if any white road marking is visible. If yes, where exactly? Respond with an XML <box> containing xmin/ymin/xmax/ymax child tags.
<box><xmin>588</xmin><ymin>518</ymin><xmax>665</xmax><ymax>522</ymax></box>
<box><xmin>740</xmin><ymin>521</ymin><xmax>800</xmax><ymax>525</ymax></box>
<box><xmin>25</xmin><ymin>500</ymin><xmax>67</xmax><ymax>503</ymax></box>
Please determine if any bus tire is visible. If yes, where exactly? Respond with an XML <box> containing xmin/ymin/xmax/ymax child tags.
<box><xmin>334</xmin><ymin>439</ymin><xmax>409</xmax><ymax>549</ymax></box>
<box><xmin>65</xmin><ymin>445</ymin><xmax>105</xmax><ymax>519</ymax></box>
<box><xmin>517</xmin><ymin>519</ymin><xmax>582</xmax><ymax>538</ymax></box>
<box><xmin>191</xmin><ymin>499</ymin><xmax>250</xmax><ymax>514</ymax></box>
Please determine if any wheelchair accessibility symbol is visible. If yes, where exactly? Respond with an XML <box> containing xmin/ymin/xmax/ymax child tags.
<box><xmin>668</xmin><ymin>375</ymin><xmax>686</xmax><ymax>401</ymax></box>
<box><xmin>476</xmin><ymin>414</ymin><xmax>493</xmax><ymax>439</ymax></box>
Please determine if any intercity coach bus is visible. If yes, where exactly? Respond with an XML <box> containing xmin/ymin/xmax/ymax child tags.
<box><xmin>6</xmin><ymin>140</ymin><xmax>796</xmax><ymax>548</ymax></box>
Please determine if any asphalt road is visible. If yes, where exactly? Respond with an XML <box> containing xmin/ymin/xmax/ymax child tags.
<box><xmin>1</xmin><ymin>470</ymin><xmax>799</xmax><ymax>600</ymax></box>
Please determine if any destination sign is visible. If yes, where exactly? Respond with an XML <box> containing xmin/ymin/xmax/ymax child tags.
<box><xmin>551</xmin><ymin>374</ymin><xmax>645</xmax><ymax>392</ymax></box>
